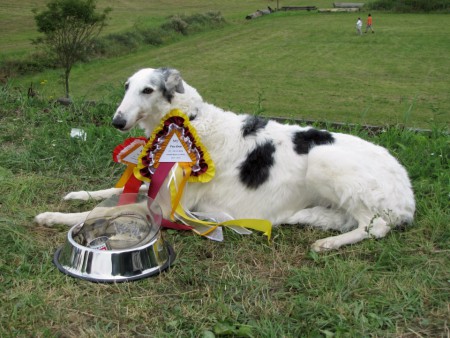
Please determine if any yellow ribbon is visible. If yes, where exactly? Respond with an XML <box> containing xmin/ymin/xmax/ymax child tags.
<box><xmin>115</xmin><ymin>164</ymin><xmax>135</xmax><ymax>188</ymax></box>
<box><xmin>168</xmin><ymin>164</ymin><xmax>272</xmax><ymax>240</ymax></box>
<box><xmin>169</xmin><ymin>163</ymin><xmax>192</xmax><ymax>219</ymax></box>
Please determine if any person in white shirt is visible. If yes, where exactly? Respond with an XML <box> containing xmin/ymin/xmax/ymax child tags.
<box><xmin>356</xmin><ymin>17</ymin><xmax>362</xmax><ymax>35</ymax></box>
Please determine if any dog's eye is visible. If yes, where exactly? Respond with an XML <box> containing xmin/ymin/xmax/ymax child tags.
<box><xmin>124</xmin><ymin>83</ymin><xmax>129</xmax><ymax>91</ymax></box>
<box><xmin>142</xmin><ymin>87</ymin><xmax>153</xmax><ymax>94</ymax></box>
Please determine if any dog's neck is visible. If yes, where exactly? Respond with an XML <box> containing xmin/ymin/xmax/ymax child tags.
<box><xmin>138</xmin><ymin>82</ymin><xmax>202</xmax><ymax>137</ymax></box>
<box><xmin>141</xmin><ymin>81</ymin><xmax>242</xmax><ymax>164</ymax></box>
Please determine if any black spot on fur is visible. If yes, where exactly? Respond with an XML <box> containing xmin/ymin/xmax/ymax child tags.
<box><xmin>162</xmin><ymin>88</ymin><xmax>174</xmax><ymax>103</ymax></box>
<box><xmin>292</xmin><ymin>129</ymin><xmax>335</xmax><ymax>155</ymax></box>
<box><xmin>242</xmin><ymin>116</ymin><xmax>269</xmax><ymax>137</ymax></box>
<box><xmin>239</xmin><ymin>141</ymin><xmax>276</xmax><ymax>189</ymax></box>
<box><xmin>188</xmin><ymin>108</ymin><xmax>199</xmax><ymax>121</ymax></box>
<box><xmin>152</xmin><ymin>68</ymin><xmax>174</xmax><ymax>103</ymax></box>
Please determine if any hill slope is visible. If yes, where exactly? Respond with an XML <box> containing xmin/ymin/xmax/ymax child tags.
<box><xmin>2</xmin><ymin>1</ymin><xmax>449</xmax><ymax>128</ymax></box>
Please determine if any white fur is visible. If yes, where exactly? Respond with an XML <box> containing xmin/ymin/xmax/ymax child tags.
<box><xmin>35</xmin><ymin>68</ymin><xmax>415</xmax><ymax>251</ymax></box>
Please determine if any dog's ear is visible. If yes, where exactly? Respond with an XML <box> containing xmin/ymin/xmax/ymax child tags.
<box><xmin>164</xmin><ymin>68</ymin><xmax>185</xmax><ymax>94</ymax></box>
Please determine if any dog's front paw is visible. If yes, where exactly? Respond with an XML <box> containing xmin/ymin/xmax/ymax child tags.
<box><xmin>311</xmin><ymin>237</ymin><xmax>341</xmax><ymax>252</ymax></box>
<box><xmin>63</xmin><ymin>191</ymin><xmax>90</xmax><ymax>201</ymax></box>
<box><xmin>34</xmin><ymin>212</ymin><xmax>64</xmax><ymax>227</ymax></box>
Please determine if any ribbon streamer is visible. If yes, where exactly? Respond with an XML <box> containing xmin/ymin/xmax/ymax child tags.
<box><xmin>167</xmin><ymin>163</ymin><xmax>272</xmax><ymax>240</ymax></box>
<box><xmin>112</xmin><ymin>110</ymin><xmax>272</xmax><ymax>240</ymax></box>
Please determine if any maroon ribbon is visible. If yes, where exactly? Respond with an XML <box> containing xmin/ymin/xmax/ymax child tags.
<box><xmin>118</xmin><ymin>162</ymin><xmax>192</xmax><ymax>231</ymax></box>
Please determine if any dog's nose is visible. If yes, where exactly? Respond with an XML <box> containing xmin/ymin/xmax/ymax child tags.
<box><xmin>112</xmin><ymin>116</ymin><xmax>127</xmax><ymax>130</ymax></box>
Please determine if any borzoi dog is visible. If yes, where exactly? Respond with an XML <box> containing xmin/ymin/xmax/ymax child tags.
<box><xmin>35</xmin><ymin>67</ymin><xmax>415</xmax><ymax>251</ymax></box>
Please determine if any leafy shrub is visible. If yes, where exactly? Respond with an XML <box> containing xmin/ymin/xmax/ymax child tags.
<box><xmin>139</xmin><ymin>27</ymin><xmax>165</xmax><ymax>46</ymax></box>
<box><xmin>0</xmin><ymin>51</ymin><xmax>55</xmax><ymax>78</ymax></box>
<box><xmin>110</xmin><ymin>32</ymin><xmax>142</xmax><ymax>49</ymax></box>
<box><xmin>161</xmin><ymin>15</ymin><xmax>189</xmax><ymax>35</ymax></box>
<box><xmin>91</xmin><ymin>31</ymin><xmax>142</xmax><ymax>57</ymax></box>
<box><xmin>185</xmin><ymin>11</ymin><xmax>226</xmax><ymax>26</ymax></box>
<box><xmin>170</xmin><ymin>11</ymin><xmax>226</xmax><ymax>34</ymax></box>
<box><xmin>90</xmin><ymin>11</ymin><xmax>225</xmax><ymax>57</ymax></box>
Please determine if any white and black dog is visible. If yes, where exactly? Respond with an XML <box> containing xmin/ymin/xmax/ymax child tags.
<box><xmin>35</xmin><ymin>67</ymin><xmax>415</xmax><ymax>251</ymax></box>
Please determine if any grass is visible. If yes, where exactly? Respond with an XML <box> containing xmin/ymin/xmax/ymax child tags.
<box><xmin>0</xmin><ymin>81</ymin><xmax>449</xmax><ymax>337</ymax></box>
<box><xmin>1</xmin><ymin>1</ymin><xmax>450</xmax><ymax>336</ymax></box>
<box><xmin>4</xmin><ymin>8</ymin><xmax>450</xmax><ymax>128</ymax></box>
<box><xmin>0</xmin><ymin>0</ymin><xmax>333</xmax><ymax>58</ymax></box>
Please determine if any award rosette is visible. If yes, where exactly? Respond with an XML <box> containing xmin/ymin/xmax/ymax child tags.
<box><xmin>134</xmin><ymin>109</ymin><xmax>215</xmax><ymax>185</ymax></box>
<box><xmin>113</xmin><ymin>109</ymin><xmax>272</xmax><ymax>241</ymax></box>
<box><xmin>113</xmin><ymin>137</ymin><xmax>147</xmax><ymax>188</ymax></box>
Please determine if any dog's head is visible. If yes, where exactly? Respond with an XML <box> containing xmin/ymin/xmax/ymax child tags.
<box><xmin>112</xmin><ymin>67</ymin><xmax>186</xmax><ymax>134</ymax></box>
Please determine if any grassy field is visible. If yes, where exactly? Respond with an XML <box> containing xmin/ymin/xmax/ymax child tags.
<box><xmin>0</xmin><ymin>83</ymin><xmax>448</xmax><ymax>337</ymax></box>
<box><xmin>1</xmin><ymin>0</ymin><xmax>449</xmax><ymax>337</ymax></box>
<box><xmin>0</xmin><ymin>0</ymin><xmax>333</xmax><ymax>57</ymax></box>
<box><xmin>3</xmin><ymin>2</ymin><xmax>449</xmax><ymax>128</ymax></box>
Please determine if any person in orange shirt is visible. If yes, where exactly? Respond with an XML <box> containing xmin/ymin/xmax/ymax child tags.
<box><xmin>365</xmin><ymin>14</ymin><xmax>375</xmax><ymax>33</ymax></box>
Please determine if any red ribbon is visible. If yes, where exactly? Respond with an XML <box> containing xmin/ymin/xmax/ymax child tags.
<box><xmin>118</xmin><ymin>162</ymin><xmax>192</xmax><ymax>231</ymax></box>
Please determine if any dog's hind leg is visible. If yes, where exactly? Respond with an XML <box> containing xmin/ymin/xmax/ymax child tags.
<box><xmin>286</xmin><ymin>206</ymin><xmax>357</xmax><ymax>232</ymax></box>
<box><xmin>310</xmin><ymin>209</ymin><xmax>391</xmax><ymax>252</ymax></box>
<box><xmin>311</xmin><ymin>227</ymin><xmax>369</xmax><ymax>252</ymax></box>
<box><xmin>34</xmin><ymin>211</ymin><xmax>90</xmax><ymax>227</ymax></box>
<box><xmin>63</xmin><ymin>185</ymin><xmax>148</xmax><ymax>201</ymax></box>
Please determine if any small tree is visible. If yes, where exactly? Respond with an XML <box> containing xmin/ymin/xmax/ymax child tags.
<box><xmin>33</xmin><ymin>0</ymin><xmax>111</xmax><ymax>98</ymax></box>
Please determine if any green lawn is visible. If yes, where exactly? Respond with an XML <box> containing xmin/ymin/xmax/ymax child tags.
<box><xmin>5</xmin><ymin>8</ymin><xmax>450</xmax><ymax>128</ymax></box>
<box><xmin>0</xmin><ymin>86</ymin><xmax>448</xmax><ymax>337</ymax></box>
<box><xmin>0</xmin><ymin>0</ymin><xmax>334</xmax><ymax>56</ymax></box>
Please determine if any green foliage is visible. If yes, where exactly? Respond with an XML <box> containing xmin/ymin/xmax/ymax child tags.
<box><xmin>33</xmin><ymin>0</ymin><xmax>111</xmax><ymax>33</ymax></box>
<box><xmin>162</xmin><ymin>15</ymin><xmax>189</xmax><ymax>35</ymax></box>
<box><xmin>32</xmin><ymin>0</ymin><xmax>112</xmax><ymax>97</ymax></box>
<box><xmin>159</xmin><ymin>11</ymin><xmax>226</xmax><ymax>36</ymax></box>
<box><xmin>0</xmin><ymin>51</ymin><xmax>55</xmax><ymax>75</ymax></box>
<box><xmin>369</xmin><ymin>0</ymin><xmax>450</xmax><ymax>12</ymax></box>
<box><xmin>0</xmin><ymin>83</ymin><xmax>125</xmax><ymax>177</ymax></box>
<box><xmin>1</xmin><ymin>11</ymin><xmax>225</xmax><ymax>77</ymax></box>
<box><xmin>139</xmin><ymin>27</ymin><xmax>165</xmax><ymax>46</ymax></box>
<box><xmin>83</xmin><ymin>11</ymin><xmax>226</xmax><ymax>58</ymax></box>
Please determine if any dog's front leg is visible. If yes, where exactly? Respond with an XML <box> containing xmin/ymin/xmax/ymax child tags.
<box><xmin>63</xmin><ymin>185</ymin><xmax>148</xmax><ymax>201</ymax></box>
<box><xmin>34</xmin><ymin>211</ymin><xmax>91</xmax><ymax>227</ymax></box>
<box><xmin>63</xmin><ymin>187</ymin><xmax>123</xmax><ymax>201</ymax></box>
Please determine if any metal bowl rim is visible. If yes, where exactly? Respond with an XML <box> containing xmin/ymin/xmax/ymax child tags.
<box><xmin>53</xmin><ymin>243</ymin><xmax>176</xmax><ymax>283</ymax></box>
<box><xmin>67</xmin><ymin>221</ymin><xmax>162</xmax><ymax>253</ymax></box>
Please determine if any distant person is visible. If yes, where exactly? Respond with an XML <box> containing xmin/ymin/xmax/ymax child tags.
<box><xmin>365</xmin><ymin>14</ymin><xmax>374</xmax><ymax>33</ymax></box>
<box><xmin>356</xmin><ymin>17</ymin><xmax>362</xmax><ymax>35</ymax></box>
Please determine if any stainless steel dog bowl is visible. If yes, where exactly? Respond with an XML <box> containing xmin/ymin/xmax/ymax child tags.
<box><xmin>53</xmin><ymin>194</ymin><xmax>175</xmax><ymax>282</ymax></box>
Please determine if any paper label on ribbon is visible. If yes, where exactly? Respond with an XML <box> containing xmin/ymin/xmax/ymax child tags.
<box><xmin>204</xmin><ymin>226</ymin><xmax>224</xmax><ymax>242</ymax></box>
<box><xmin>113</xmin><ymin>137</ymin><xmax>147</xmax><ymax>166</ymax></box>
<box><xmin>159</xmin><ymin>133</ymin><xmax>192</xmax><ymax>163</ymax></box>
<box><xmin>192</xmin><ymin>211</ymin><xmax>253</xmax><ymax>235</ymax></box>
<box><xmin>122</xmin><ymin>146</ymin><xmax>144</xmax><ymax>165</ymax></box>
